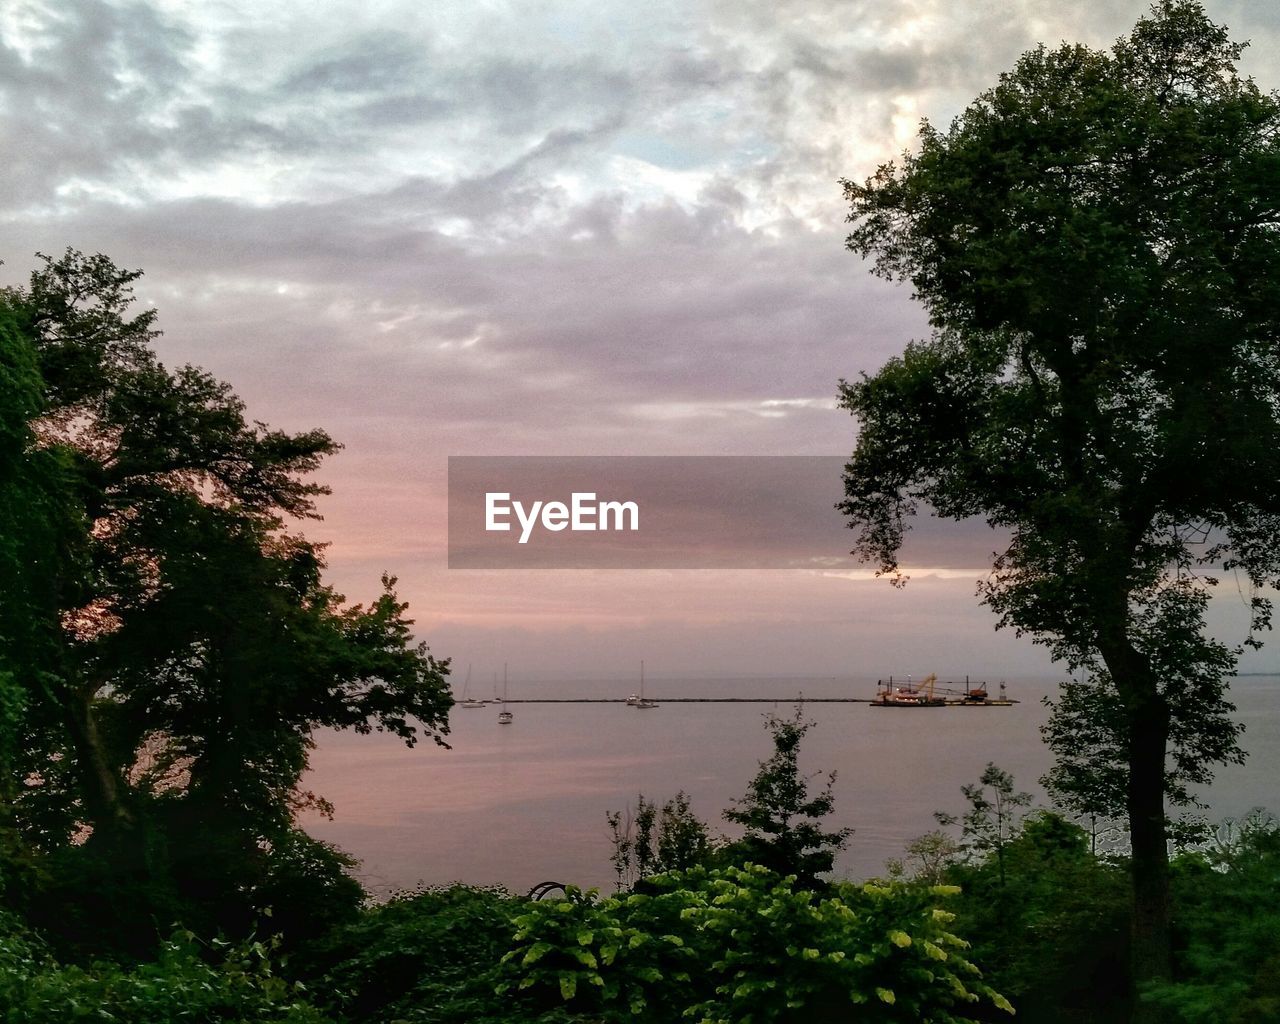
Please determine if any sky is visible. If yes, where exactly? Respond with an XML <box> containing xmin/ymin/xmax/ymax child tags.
<box><xmin>2</xmin><ymin>0</ymin><xmax>1277</xmax><ymax>682</ymax></box>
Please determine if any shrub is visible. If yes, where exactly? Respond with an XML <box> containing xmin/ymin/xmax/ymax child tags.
<box><xmin>500</xmin><ymin>863</ymin><xmax>1012</xmax><ymax>1023</ymax></box>
<box><xmin>0</xmin><ymin>918</ymin><xmax>329</xmax><ymax>1024</ymax></box>
<box><xmin>299</xmin><ymin>884</ymin><xmax>575</xmax><ymax>1024</ymax></box>
<box><xmin>1150</xmin><ymin>812</ymin><xmax>1280</xmax><ymax>1024</ymax></box>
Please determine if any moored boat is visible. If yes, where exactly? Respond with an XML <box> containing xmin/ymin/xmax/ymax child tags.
<box><xmin>498</xmin><ymin>664</ymin><xmax>513</xmax><ymax>723</ymax></box>
<box><xmin>631</xmin><ymin>660</ymin><xmax>658</xmax><ymax>709</ymax></box>
<box><xmin>458</xmin><ymin>666</ymin><xmax>486</xmax><ymax>708</ymax></box>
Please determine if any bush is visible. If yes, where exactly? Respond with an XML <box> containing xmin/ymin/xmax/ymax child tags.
<box><xmin>0</xmin><ymin>916</ymin><xmax>329</xmax><ymax>1023</ymax></box>
<box><xmin>1150</xmin><ymin>812</ymin><xmax>1280</xmax><ymax>1024</ymax></box>
<box><xmin>500</xmin><ymin>863</ymin><xmax>1012</xmax><ymax>1023</ymax></box>
<box><xmin>935</xmin><ymin>811</ymin><xmax>1131</xmax><ymax>1024</ymax></box>
<box><xmin>298</xmin><ymin>884</ymin><xmax>575</xmax><ymax>1024</ymax></box>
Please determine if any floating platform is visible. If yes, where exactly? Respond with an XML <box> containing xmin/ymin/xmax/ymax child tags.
<box><xmin>869</xmin><ymin>698</ymin><xmax>1015</xmax><ymax>708</ymax></box>
<box><xmin>869</xmin><ymin>674</ymin><xmax>1014</xmax><ymax>707</ymax></box>
<box><xmin>495</xmin><ymin>696</ymin><xmax>1017</xmax><ymax>706</ymax></box>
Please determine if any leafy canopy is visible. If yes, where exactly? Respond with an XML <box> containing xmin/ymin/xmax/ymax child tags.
<box><xmin>0</xmin><ymin>250</ymin><xmax>453</xmax><ymax>947</ymax></box>
<box><xmin>838</xmin><ymin>0</ymin><xmax>1279</xmax><ymax>819</ymax></box>
<box><xmin>838</xmin><ymin>2</ymin><xmax>1280</xmax><ymax>991</ymax></box>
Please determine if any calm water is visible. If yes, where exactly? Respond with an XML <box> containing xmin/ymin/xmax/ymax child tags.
<box><xmin>302</xmin><ymin>674</ymin><xmax>1279</xmax><ymax>896</ymax></box>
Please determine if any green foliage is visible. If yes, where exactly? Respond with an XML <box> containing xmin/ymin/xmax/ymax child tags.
<box><xmin>607</xmin><ymin>790</ymin><xmax>716</xmax><ymax>889</ymax></box>
<box><xmin>503</xmin><ymin>882</ymin><xmax>697</xmax><ymax>1022</ymax></box>
<box><xmin>287</xmin><ymin>804</ymin><xmax>1279</xmax><ymax>1024</ymax></box>
<box><xmin>720</xmin><ymin>707</ymin><xmax>852</xmax><ymax>885</ymax></box>
<box><xmin>0</xmin><ymin>302</ymin><xmax>83</xmax><ymax>908</ymax></box>
<box><xmin>884</xmin><ymin>830</ymin><xmax>961</xmax><ymax>886</ymax></box>
<box><xmin>655</xmin><ymin>791</ymin><xmax>715</xmax><ymax>874</ymax></box>
<box><xmin>252</xmin><ymin>831</ymin><xmax>365</xmax><ymax>944</ymax></box>
<box><xmin>935</xmin><ymin>763</ymin><xmax>1032</xmax><ymax>886</ymax></box>
<box><xmin>838</xmin><ymin>1</ymin><xmax>1280</xmax><ymax>987</ymax></box>
<box><xmin>500</xmin><ymin>863</ymin><xmax>1013</xmax><ymax>1023</ymax></box>
<box><xmin>1149</xmin><ymin>812</ymin><xmax>1280</xmax><ymax>1023</ymax></box>
<box><xmin>608</xmin><ymin>709</ymin><xmax>849</xmax><ymax>891</ymax></box>
<box><xmin>0</xmin><ymin>250</ymin><xmax>453</xmax><ymax>951</ymax></box>
<box><xmin>1042</xmin><ymin>669</ymin><xmax>1245</xmax><ymax>820</ymax></box>
<box><xmin>0</xmin><ymin>915</ymin><xmax>330</xmax><ymax>1023</ymax></box>
<box><xmin>940</xmin><ymin>811</ymin><xmax>1132</xmax><ymax>1024</ymax></box>
<box><xmin>926</xmin><ymin>807</ymin><xmax>1280</xmax><ymax>1024</ymax></box>
<box><xmin>0</xmin><ymin>308</ymin><xmax>69</xmax><ymax>735</ymax></box>
<box><xmin>298</xmin><ymin>885</ymin><xmax>578</xmax><ymax>1024</ymax></box>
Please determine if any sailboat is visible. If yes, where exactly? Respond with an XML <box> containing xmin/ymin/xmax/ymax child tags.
<box><xmin>633</xmin><ymin>660</ymin><xmax>658</xmax><ymax>709</ymax></box>
<box><xmin>498</xmin><ymin>663</ymin><xmax>513</xmax><ymax>724</ymax></box>
<box><xmin>459</xmin><ymin>666</ymin><xmax>485</xmax><ymax>708</ymax></box>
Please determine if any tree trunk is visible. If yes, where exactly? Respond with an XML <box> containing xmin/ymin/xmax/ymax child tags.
<box><xmin>1126</xmin><ymin>694</ymin><xmax>1173</xmax><ymax>1021</ymax></box>
<box><xmin>1101</xmin><ymin>638</ymin><xmax>1173</xmax><ymax>1022</ymax></box>
<box><xmin>64</xmin><ymin>682</ymin><xmax>134</xmax><ymax>831</ymax></box>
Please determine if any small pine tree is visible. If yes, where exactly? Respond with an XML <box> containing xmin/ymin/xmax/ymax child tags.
<box><xmin>721</xmin><ymin>706</ymin><xmax>852</xmax><ymax>886</ymax></box>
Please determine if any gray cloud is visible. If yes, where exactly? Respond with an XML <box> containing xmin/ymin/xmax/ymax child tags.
<box><xmin>2</xmin><ymin>0</ymin><xmax>1277</xmax><ymax>673</ymax></box>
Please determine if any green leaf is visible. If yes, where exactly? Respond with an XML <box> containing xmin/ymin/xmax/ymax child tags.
<box><xmin>522</xmin><ymin>942</ymin><xmax>553</xmax><ymax>966</ymax></box>
<box><xmin>876</xmin><ymin>987</ymin><xmax>896</xmax><ymax>1005</ymax></box>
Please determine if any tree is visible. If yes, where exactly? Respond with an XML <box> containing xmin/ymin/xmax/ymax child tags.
<box><xmin>942</xmin><ymin>811</ymin><xmax>1133</xmax><ymax>1024</ymax></box>
<box><xmin>0</xmin><ymin>300</ymin><xmax>85</xmax><ymax>904</ymax></box>
<box><xmin>935</xmin><ymin>763</ymin><xmax>1032</xmax><ymax>888</ymax></box>
<box><xmin>884</xmin><ymin>830</ymin><xmax>961</xmax><ymax>886</ymax></box>
<box><xmin>838</xmin><ymin>1</ymin><xmax>1280</xmax><ymax>1009</ymax></box>
<box><xmin>0</xmin><ymin>250</ymin><xmax>453</xmax><ymax>948</ymax></box>
<box><xmin>721</xmin><ymin>706</ymin><xmax>851</xmax><ymax>885</ymax></box>
<box><xmin>608</xmin><ymin>791</ymin><xmax>715</xmax><ymax>889</ymax></box>
<box><xmin>1151</xmin><ymin>811</ymin><xmax>1280</xmax><ymax>1024</ymax></box>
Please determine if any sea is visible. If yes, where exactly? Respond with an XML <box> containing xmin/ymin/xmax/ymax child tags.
<box><xmin>302</xmin><ymin>673</ymin><xmax>1279</xmax><ymax>897</ymax></box>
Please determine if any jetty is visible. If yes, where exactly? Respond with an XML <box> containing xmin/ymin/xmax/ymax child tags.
<box><xmin>498</xmin><ymin>695</ymin><xmax>1017</xmax><ymax>706</ymax></box>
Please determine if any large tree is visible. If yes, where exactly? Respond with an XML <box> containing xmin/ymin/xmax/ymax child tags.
<box><xmin>837</xmin><ymin>1</ymin><xmax>1279</xmax><ymax>1012</ymax></box>
<box><xmin>0</xmin><ymin>251</ymin><xmax>453</xmax><ymax>948</ymax></box>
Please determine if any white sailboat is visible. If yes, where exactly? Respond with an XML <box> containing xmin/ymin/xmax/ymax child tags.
<box><xmin>633</xmin><ymin>659</ymin><xmax>658</xmax><ymax>709</ymax></box>
<box><xmin>459</xmin><ymin>666</ymin><xmax>485</xmax><ymax>708</ymax></box>
<box><xmin>498</xmin><ymin>663</ymin><xmax>513</xmax><ymax>724</ymax></box>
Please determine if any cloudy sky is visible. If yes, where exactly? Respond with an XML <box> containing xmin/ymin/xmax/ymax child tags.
<box><xmin>3</xmin><ymin>0</ymin><xmax>1277</xmax><ymax>681</ymax></box>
